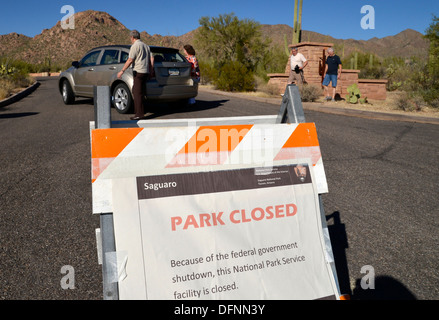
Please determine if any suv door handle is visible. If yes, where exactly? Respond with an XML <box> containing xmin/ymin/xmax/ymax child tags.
<box><xmin>88</xmin><ymin>68</ymin><xmax>94</xmax><ymax>71</ymax></box>
<box><xmin>109</xmin><ymin>67</ymin><xmax>116</xmax><ymax>70</ymax></box>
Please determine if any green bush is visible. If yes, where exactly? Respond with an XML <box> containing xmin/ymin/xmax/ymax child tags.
<box><xmin>0</xmin><ymin>58</ymin><xmax>34</xmax><ymax>100</ymax></box>
<box><xmin>198</xmin><ymin>59</ymin><xmax>218</xmax><ymax>85</ymax></box>
<box><xmin>359</xmin><ymin>64</ymin><xmax>387</xmax><ymax>79</ymax></box>
<box><xmin>215</xmin><ymin>61</ymin><xmax>255</xmax><ymax>92</ymax></box>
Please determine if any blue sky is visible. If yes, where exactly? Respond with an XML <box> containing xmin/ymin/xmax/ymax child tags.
<box><xmin>0</xmin><ymin>0</ymin><xmax>437</xmax><ymax>40</ymax></box>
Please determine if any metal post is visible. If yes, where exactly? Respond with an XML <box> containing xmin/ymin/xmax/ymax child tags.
<box><xmin>276</xmin><ymin>85</ymin><xmax>306</xmax><ymax>124</ymax></box>
<box><xmin>94</xmin><ymin>86</ymin><xmax>119</xmax><ymax>300</ymax></box>
<box><xmin>94</xmin><ymin>86</ymin><xmax>112</xmax><ymax>129</ymax></box>
<box><xmin>277</xmin><ymin>84</ymin><xmax>342</xmax><ymax>296</ymax></box>
<box><xmin>100</xmin><ymin>213</ymin><xmax>119</xmax><ymax>300</ymax></box>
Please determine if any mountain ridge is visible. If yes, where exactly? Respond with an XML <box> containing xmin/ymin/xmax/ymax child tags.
<box><xmin>0</xmin><ymin>10</ymin><xmax>429</xmax><ymax>68</ymax></box>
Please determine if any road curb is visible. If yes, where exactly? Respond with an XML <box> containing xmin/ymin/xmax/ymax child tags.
<box><xmin>302</xmin><ymin>103</ymin><xmax>439</xmax><ymax>125</ymax></box>
<box><xmin>199</xmin><ymin>87</ymin><xmax>439</xmax><ymax>125</ymax></box>
<box><xmin>0</xmin><ymin>81</ymin><xmax>41</xmax><ymax>108</ymax></box>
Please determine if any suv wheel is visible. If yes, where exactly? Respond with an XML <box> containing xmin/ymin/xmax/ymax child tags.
<box><xmin>112</xmin><ymin>83</ymin><xmax>133</xmax><ymax>114</ymax></box>
<box><xmin>61</xmin><ymin>80</ymin><xmax>75</xmax><ymax>105</ymax></box>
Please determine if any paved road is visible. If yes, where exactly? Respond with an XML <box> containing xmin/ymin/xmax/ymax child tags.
<box><xmin>0</xmin><ymin>77</ymin><xmax>437</xmax><ymax>300</ymax></box>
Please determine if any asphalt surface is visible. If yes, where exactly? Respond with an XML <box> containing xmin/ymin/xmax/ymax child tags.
<box><xmin>0</xmin><ymin>77</ymin><xmax>438</xmax><ymax>300</ymax></box>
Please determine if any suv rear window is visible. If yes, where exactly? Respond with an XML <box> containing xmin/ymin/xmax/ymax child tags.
<box><xmin>152</xmin><ymin>48</ymin><xmax>185</xmax><ymax>63</ymax></box>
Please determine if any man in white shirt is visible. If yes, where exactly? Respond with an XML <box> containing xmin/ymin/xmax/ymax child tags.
<box><xmin>118</xmin><ymin>30</ymin><xmax>154</xmax><ymax>120</ymax></box>
<box><xmin>287</xmin><ymin>47</ymin><xmax>308</xmax><ymax>88</ymax></box>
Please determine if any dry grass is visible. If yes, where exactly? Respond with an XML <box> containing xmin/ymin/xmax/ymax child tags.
<box><xmin>0</xmin><ymin>79</ymin><xmax>15</xmax><ymax>100</ymax></box>
<box><xmin>0</xmin><ymin>75</ymin><xmax>34</xmax><ymax>100</ymax></box>
<box><xmin>320</xmin><ymin>91</ymin><xmax>439</xmax><ymax>119</ymax></box>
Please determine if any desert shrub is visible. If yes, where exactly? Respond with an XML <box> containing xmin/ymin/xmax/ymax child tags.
<box><xmin>257</xmin><ymin>82</ymin><xmax>280</xmax><ymax>96</ymax></box>
<box><xmin>252</xmin><ymin>76</ymin><xmax>279</xmax><ymax>96</ymax></box>
<box><xmin>0</xmin><ymin>88</ymin><xmax>8</xmax><ymax>100</ymax></box>
<box><xmin>421</xmin><ymin>89</ymin><xmax>439</xmax><ymax>109</ymax></box>
<box><xmin>299</xmin><ymin>84</ymin><xmax>322</xmax><ymax>102</ymax></box>
<box><xmin>382</xmin><ymin>17</ymin><xmax>439</xmax><ymax>109</ymax></box>
<box><xmin>0</xmin><ymin>59</ymin><xmax>34</xmax><ymax>100</ymax></box>
<box><xmin>215</xmin><ymin>61</ymin><xmax>255</xmax><ymax>92</ymax></box>
<box><xmin>0</xmin><ymin>78</ymin><xmax>16</xmax><ymax>100</ymax></box>
<box><xmin>198</xmin><ymin>59</ymin><xmax>218</xmax><ymax>85</ymax></box>
<box><xmin>394</xmin><ymin>92</ymin><xmax>423</xmax><ymax>112</ymax></box>
<box><xmin>395</xmin><ymin>93</ymin><xmax>413</xmax><ymax>111</ymax></box>
<box><xmin>359</xmin><ymin>64</ymin><xmax>387</xmax><ymax>79</ymax></box>
<box><xmin>194</xmin><ymin>13</ymin><xmax>269</xmax><ymax>92</ymax></box>
<box><xmin>259</xmin><ymin>44</ymin><xmax>289</xmax><ymax>76</ymax></box>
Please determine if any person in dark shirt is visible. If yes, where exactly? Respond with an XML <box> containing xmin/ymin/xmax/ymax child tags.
<box><xmin>322</xmin><ymin>48</ymin><xmax>342</xmax><ymax>102</ymax></box>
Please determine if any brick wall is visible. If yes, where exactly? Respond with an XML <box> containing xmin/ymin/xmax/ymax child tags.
<box><xmin>267</xmin><ymin>74</ymin><xmax>289</xmax><ymax>95</ymax></box>
<box><xmin>268</xmin><ymin>42</ymin><xmax>388</xmax><ymax>100</ymax></box>
<box><xmin>285</xmin><ymin>42</ymin><xmax>332</xmax><ymax>86</ymax></box>
<box><xmin>336</xmin><ymin>70</ymin><xmax>360</xmax><ymax>98</ymax></box>
<box><xmin>358</xmin><ymin>79</ymin><xmax>388</xmax><ymax>100</ymax></box>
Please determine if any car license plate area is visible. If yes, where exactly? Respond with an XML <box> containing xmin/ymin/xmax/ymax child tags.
<box><xmin>169</xmin><ymin>68</ymin><xmax>180</xmax><ymax>76</ymax></box>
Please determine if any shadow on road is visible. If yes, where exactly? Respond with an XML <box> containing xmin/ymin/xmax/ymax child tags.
<box><xmin>352</xmin><ymin>276</ymin><xmax>417</xmax><ymax>300</ymax></box>
<box><xmin>327</xmin><ymin>211</ymin><xmax>417</xmax><ymax>300</ymax></box>
<box><xmin>0</xmin><ymin>112</ymin><xmax>39</xmax><ymax>119</ymax></box>
<box><xmin>327</xmin><ymin>211</ymin><xmax>351</xmax><ymax>297</ymax></box>
<box><xmin>72</xmin><ymin>98</ymin><xmax>94</xmax><ymax>105</ymax></box>
<box><xmin>69</xmin><ymin>98</ymin><xmax>229</xmax><ymax>119</ymax></box>
<box><xmin>145</xmin><ymin>99</ymin><xmax>229</xmax><ymax>119</ymax></box>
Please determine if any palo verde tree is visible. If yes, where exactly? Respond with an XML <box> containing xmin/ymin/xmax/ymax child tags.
<box><xmin>423</xmin><ymin>15</ymin><xmax>439</xmax><ymax>106</ymax></box>
<box><xmin>194</xmin><ymin>13</ymin><xmax>270</xmax><ymax>91</ymax></box>
<box><xmin>424</xmin><ymin>15</ymin><xmax>439</xmax><ymax>76</ymax></box>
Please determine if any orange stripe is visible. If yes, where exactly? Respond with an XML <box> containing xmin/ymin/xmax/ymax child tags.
<box><xmin>178</xmin><ymin>125</ymin><xmax>253</xmax><ymax>154</ymax></box>
<box><xmin>91</xmin><ymin>128</ymin><xmax>143</xmax><ymax>159</ymax></box>
<box><xmin>282</xmin><ymin>123</ymin><xmax>320</xmax><ymax>149</ymax></box>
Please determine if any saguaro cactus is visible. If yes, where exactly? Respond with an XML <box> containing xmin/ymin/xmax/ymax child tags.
<box><xmin>292</xmin><ymin>0</ymin><xmax>303</xmax><ymax>44</ymax></box>
<box><xmin>298</xmin><ymin>0</ymin><xmax>303</xmax><ymax>42</ymax></box>
<box><xmin>354</xmin><ymin>52</ymin><xmax>358</xmax><ymax>70</ymax></box>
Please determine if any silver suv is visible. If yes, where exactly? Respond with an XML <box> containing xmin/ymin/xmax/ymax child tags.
<box><xmin>58</xmin><ymin>45</ymin><xmax>198</xmax><ymax>113</ymax></box>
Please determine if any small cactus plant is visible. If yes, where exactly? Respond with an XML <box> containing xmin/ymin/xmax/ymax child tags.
<box><xmin>0</xmin><ymin>64</ymin><xmax>18</xmax><ymax>77</ymax></box>
<box><xmin>345</xmin><ymin>83</ymin><xmax>368</xmax><ymax>104</ymax></box>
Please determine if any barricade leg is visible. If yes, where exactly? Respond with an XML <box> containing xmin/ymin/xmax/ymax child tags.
<box><xmin>277</xmin><ymin>84</ymin><xmax>344</xmax><ymax>299</ymax></box>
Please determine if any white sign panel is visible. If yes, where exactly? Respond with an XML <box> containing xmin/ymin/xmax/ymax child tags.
<box><xmin>91</xmin><ymin>123</ymin><xmax>329</xmax><ymax>214</ymax></box>
<box><xmin>111</xmin><ymin>163</ymin><xmax>339</xmax><ymax>300</ymax></box>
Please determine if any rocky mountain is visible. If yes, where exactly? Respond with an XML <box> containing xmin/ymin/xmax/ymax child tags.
<box><xmin>0</xmin><ymin>10</ymin><xmax>429</xmax><ymax>69</ymax></box>
<box><xmin>261</xmin><ymin>24</ymin><xmax>430</xmax><ymax>59</ymax></box>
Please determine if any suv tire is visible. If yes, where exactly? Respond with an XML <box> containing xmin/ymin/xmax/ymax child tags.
<box><xmin>61</xmin><ymin>80</ymin><xmax>75</xmax><ymax>105</ymax></box>
<box><xmin>112</xmin><ymin>83</ymin><xmax>133</xmax><ymax>114</ymax></box>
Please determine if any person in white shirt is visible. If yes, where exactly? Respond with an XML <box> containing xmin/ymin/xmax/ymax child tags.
<box><xmin>287</xmin><ymin>47</ymin><xmax>308</xmax><ymax>88</ymax></box>
<box><xmin>118</xmin><ymin>30</ymin><xmax>154</xmax><ymax>120</ymax></box>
